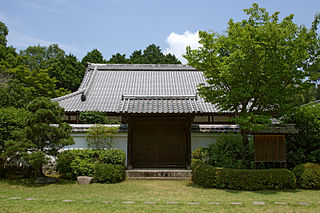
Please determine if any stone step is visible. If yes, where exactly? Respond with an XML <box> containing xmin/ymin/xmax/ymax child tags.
<box><xmin>126</xmin><ymin>169</ymin><xmax>192</xmax><ymax>180</ymax></box>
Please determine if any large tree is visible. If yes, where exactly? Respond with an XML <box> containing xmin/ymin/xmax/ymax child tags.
<box><xmin>4</xmin><ymin>98</ymin><xmax>74</xmax><ymax>177</ymax></box>
<box><xmin>185</xmin><ymin>4</ymin><xmax>319</xmax><ymax>143</ymax></box>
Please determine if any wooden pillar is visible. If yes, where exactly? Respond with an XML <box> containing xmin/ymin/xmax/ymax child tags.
<box><xmin>127</xmin><ymin>116</ymin><xmax>133</xmax><ymax>169</ymax></box>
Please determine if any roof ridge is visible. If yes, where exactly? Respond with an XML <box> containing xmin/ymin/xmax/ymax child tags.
<box><xmin>87</xmin><ymin>63</ymin><xmax>196</xmax><ymax>71</ymax></box>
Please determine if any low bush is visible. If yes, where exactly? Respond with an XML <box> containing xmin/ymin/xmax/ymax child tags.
<box><xmin>93</xmin><ymin>163</ymin><xmax>126</xmax><ymax>183</ymax></box>
<box><xmin>192</xmin><ymin>162</ymin><xmax>296</xmax><ymax>190</ymax></box>
<box><xmin>56</xmin><ymin>149</ymin><xmax>126</xmax><ymax>181</ymax></box>
<box><xmin>293</xmin><ymin>163</ymin><xmax>320</xmax><ymax>189</ymax></box>
<box><xmin>207</xmin><ymin>134</ymin><xmax>254</xmax><ymax>169</ymax></box>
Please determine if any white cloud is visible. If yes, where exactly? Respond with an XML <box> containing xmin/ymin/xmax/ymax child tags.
<box><xmin>7</xmin><ymin>32</ymin><xmax>80</xmax><ymax>55</ymax></box>
<box><xmin>164</xmin><ymin>31</ymin><xmax>201</xmax><ymax>64</ymax></box>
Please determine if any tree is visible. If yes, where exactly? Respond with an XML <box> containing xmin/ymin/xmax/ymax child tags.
<box><xmin>0</xmin><ymin>21</ymin><xmax>8</xmax><ymax>47</ymax></box>
<box><xmin>185</xmin><ymin>4</ymin><xmax>319</xmax><ymax>144</ymax></box>
<box><xmin>108</xmin><ymin>53</ymin><xmax>128</xmax><ymax>64</ymax></box>
<box><xmin>6</xmin><ymin>97</ymin><xmax>74</xmax><ymax>177</ymax></box>
<box><xmin>8</xmin><ymin>65</ymin><xmax>69</xmax><ymax>98</ymax></box>
<box><xmin>284</xmin><ymin>103</ymin><xmax>320</xmax><ymax>168</ymax></box>
<box><xmin>0</xmin><ymin>107</ymin><xmax>30</xmax><ymax>176</ymax></box>
<box><xmin>81</xmin><ymin>49</ymin><xmax>105</xmax><ymax>67</ymax></box>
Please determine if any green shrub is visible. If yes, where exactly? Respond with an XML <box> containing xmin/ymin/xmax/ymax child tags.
<box><xmin>293</xmin><ymin>163</ymin><xmax>320</xmax><ymax>189</ymax></box>
<box><xmin>207</xmin><ymin>134</ymin><xmax>254</xmax><ymax>169</ymax></box>
<box><xmin>79</xmin><ymin>111</ymin><xmax>107</xmax><ymax>124</ymax></box>
<box><xmin>192</xmin><ymin>147</ymin><xmax>209</xmax><ymax>163</ymax></box>
<box><xmin>192</xmin><ymin>162</ymin><xmax>296</xmax><ymax>190</ymax></box>
<box><xmin>56</xmin><ymin>149</ymin><xmax>126</xmax><ymax>181</ymax></box>
<box><xmin>79</xmin><ymin>111</ymin><xmax>120</xmax><ymax>124</ymax></box>
<box><xmin>284</xmin><ymin>104</ymin><xmax>320</xmax><ymax>168</ymax></box>
<box><xmin>93</xmin><ymin>163</ymin><xmax>126</xmax><ymax>183</ymax></box>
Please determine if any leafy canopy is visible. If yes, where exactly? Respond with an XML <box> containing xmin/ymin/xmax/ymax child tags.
<box><xmin>185</xmin><ymin>4</ymin><xmax>319</xmax><ymax>131</ymax></box>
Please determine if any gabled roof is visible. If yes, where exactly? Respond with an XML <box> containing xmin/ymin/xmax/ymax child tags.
<box><xmin>52</xmin><ymin>64</ymin><xmax>219</xmax><ymax>114</ymax></box>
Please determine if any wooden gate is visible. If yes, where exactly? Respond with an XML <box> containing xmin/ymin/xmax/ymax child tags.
<box><xmin>130</xmin><ymin>117</ymin><xmax>188</xmax><ymax>168</ymax></box>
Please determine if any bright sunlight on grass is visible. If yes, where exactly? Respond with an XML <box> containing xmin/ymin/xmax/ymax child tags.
<box><xmin>1</xmin><ymin>179</ymin><xmax>320</xmax><ymax>212</ymax></box>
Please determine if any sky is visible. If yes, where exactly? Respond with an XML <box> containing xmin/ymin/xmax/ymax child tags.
<box><xmin>1</xmin><ymin>0</ymin><xmax>320</xmax><ymax>64</ymax></box>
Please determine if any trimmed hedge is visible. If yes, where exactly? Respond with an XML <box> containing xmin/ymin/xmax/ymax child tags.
<box><xmin>293</xmin><ymin>163</ymin><xmax>320</xmax><ymax>189</ymax></box>
<box><xmin>93</xmin><ymin>163</ymin><xmax>126</xmax><ymax>183</ymax></box>
<box><xmin>192</xmin><ymin>160</ymin><xmax>296</xmax><ymax>190</ymax></box>
<box><xmin>56</xmin><ymin>149</ymin><xmax>125</xmax><ymax>182</ymax></box>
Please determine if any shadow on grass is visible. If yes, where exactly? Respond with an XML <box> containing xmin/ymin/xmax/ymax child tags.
<box><xmin>186</xmin><ymin>182</ymin><xmax>300</xmax><ymax>194</ymax></box>
<box><xmin>0</xmin><ymin>177</ymin><xmax>76</xmax><ymax>187</ymax></box>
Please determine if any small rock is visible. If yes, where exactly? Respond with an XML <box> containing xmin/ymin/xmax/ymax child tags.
<box><xmin>166</xmin><ymin>201</ymin><xmax>178</xmax><ymax>204</ymax></box>
<box><xmin>209</xmin><ymin>202</ymin><xmax>221</xmax><ymax>205</ymax></box>
<box><xmin>230</xmin><ymin>202</ymin><xmax>242</xmax><ymax>205</ymax></box>
<box><xmin>275</xmin><ymin>201</ymin><xmax>287</xmax><ymax>205</ymax></box>
<box><xmin>8</xmin><ymin>197</ymin><xmax>21</xmax><ymax>199</ymax></box>
<box><xmin>145</xmin><ymin>201</ymin><xmax>156</xmax><ymax>204</ymax></box>
<box><xmin>77</xmin><ymin>176</ymin><xmax>93</xmax><ymax>185</ymax></box>
<box><xmin>253</xmin><ymin>201</ymin><xmax>265</xmax><ymax>205</ymax></box>
<box><xmin>102</xmin><ymin>201</ymin><xmax>113</xmax><ymax>204</ymax></box>
<box><xmin>123</xmin><ymin>201</ymin><xmax>134</xmax><ymax>204</ymax></box>
<box><xmin>25</xmin><ymin>198</ymin><xmax>37</xmax><ymax>201</ymax></box>
<box><xmin>62</xmin><ymin>200</ymin><xmax>74</xmax><ymax>202</ymax></box>
<box><xmin>297</xmin><ymin>202</ymin><xmax>310</xmax><ymax>205</ymax></box>
<box><xmin>188</xmin><ymin>202</ymin><xmax>200</xmax><ymax>205</ymax></box>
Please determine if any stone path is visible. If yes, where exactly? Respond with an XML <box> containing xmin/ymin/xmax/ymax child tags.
<box><xmin>0</xmin><ymin>195</ymin><xmax>316</xmax><ymax>206</ymax></box>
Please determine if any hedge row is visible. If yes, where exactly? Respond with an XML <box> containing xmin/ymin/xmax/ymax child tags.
<box><xmin>192</xmin><ymin>160</ymin><xmax>296</xmax><ymax>190</ymax></box>
<box><xmin>56</xmin><ymin>149</ymin><xmax>126</xmax><ymax>183</ymax></box>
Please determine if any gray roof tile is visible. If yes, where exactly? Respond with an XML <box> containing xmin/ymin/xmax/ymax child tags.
<box><xmin>53</xmin><ymin>64</ymin><xmax>219</xmax><ymax>113</ymax></box>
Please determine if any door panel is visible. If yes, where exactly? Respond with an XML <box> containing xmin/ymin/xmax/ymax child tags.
<box><xmin>131</xmin><ymin>117</ymin><xmax>187</xmax><ymax>168</ymax></box>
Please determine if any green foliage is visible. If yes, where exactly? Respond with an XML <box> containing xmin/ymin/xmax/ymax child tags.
<box><xmin>109</xmin><ymin>53</ymin><xmax>129</xmax><ymax>64</ymax></box>
<box><xmin>81</xmin><ymin>49</ymin><xmax>105</xmax><ymax>67</ymax></box>
<box><xmin>0</xmin><ymin>21</ymin><xmax>8</xmax><ymax>46</ymax></box>
<box><xmin>284</xmin><ymin>103</ymin><xmax>320</xmax><ymax>168</ymax></box>
<box><xmin>18</xmin><ymin>44</ymin><xmax>84</xmax><ymax>93</ymax></box>
<box><xmin>293</xmin><ymin>163</ymin><xmax>320</xmax><ymax>189</ymax></box>
<box><xmin>86</xmin><ymin>125</ymin><xmax>119</xmax><ymax>149</ymax></box>
<box><xmin>79</xmin><ymin>111</ymin><xmax>107</xmax><ymax>124</ymax></box>
<box><xmin>207</xmin><ymin>134</ymin><xmax>254</xmax><ymax>169</ymax></box>
<box><xmin>56</xmin><ymin>149</ymin><xmax>126</xmax><ymax>180</ymax></box>
<box><xmin>7</xmin><ymin>97</ymin><xmax>74</xmax><ymax>177</ymax></box>
<box><xmin>192</xmin><ymin>162</ymin><xmax>296</xmax><ymax>190</ymax></box>
<box><xmin>185</xmin><ymin>3</ymin><xmax>318</xmax><ymax>132</ymax></box>
<box><xmin>192</xmin><ymin>147</ymin><xmax>209</xmax><ymax>163</ymax></box>
<box><xmin>79</xmin><ymin>111</ymin><xmax>120</xmax><ymax>124</ymax></box>
<box><xmin>93</xmin><ymin>163</ymin><xmax>126</xmax><ymax>183</ymax></box>
<box><xmin>109</xmin><ymin>44</ymin><xmax>181</xmax><ymax>64</ymax></box>
<box><xmin>0</xmin><ymin>107</ymin><xmax>29</xmax><ymax>171</ymax></box>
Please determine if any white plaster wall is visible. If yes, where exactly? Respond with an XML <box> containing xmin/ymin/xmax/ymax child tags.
<box><xmin>191</xmin><ymin>133</ymin><xmax>223</xmax><ymax>151</ymax></box>
<box><xmin>63</xmin><ymin>133</ymin><xmax>128</xmax><ymax>162</ymax></box>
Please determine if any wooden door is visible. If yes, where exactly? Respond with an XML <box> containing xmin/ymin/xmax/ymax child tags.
<box><xmin>131</xmin><ymin>117</ymin><xmax>187</xmax><ymax>168</ymax></box>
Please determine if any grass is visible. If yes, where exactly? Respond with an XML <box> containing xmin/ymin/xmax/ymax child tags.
<box><xmin>0</xmin><ymin>179</ymin><xmax>320</xmax><ymax>212</ymax></box>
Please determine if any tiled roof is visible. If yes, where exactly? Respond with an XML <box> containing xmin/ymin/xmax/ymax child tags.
<box><xmin>53</xmin><ymin>64</ymin><xmax>219</xmax><ymax>114</ymax></box>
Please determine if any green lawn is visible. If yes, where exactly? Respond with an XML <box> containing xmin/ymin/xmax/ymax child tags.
<box><xmin>0</xmin><ymin>179</ymin><xmax>320</xmax><ymax>213</ymax></box>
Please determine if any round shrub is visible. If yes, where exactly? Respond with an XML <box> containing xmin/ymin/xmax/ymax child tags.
<box><xmin>293</xmin><ymin>163</ymin><xmax>320</xmax><ymax>189</ymax></box>
<box><xmin>93</xmin><ymin>163</ymin><xmax>126</xmax><ymax>183</ymax></box>
<box><xmin>56</xmin><ymin>149</ymin><xmax>126</xmax><ymax>181</ymax></box>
